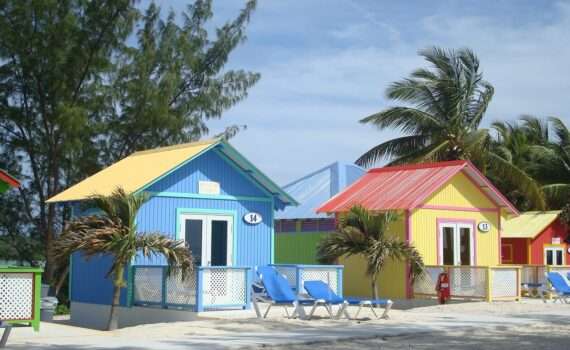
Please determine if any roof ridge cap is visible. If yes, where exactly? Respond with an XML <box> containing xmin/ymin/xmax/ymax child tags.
<box><xmin>131</xmin><ymin>139</ymin><xmax>219</xmax><ymax>156</ymax></box>
<box><xmin>369</xmin><ymin>160</ymin><xmax>467</xmax><ymax>173</ymax></box>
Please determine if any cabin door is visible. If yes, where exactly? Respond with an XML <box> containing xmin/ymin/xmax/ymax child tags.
<box><xmin>180</xmin><ymin>213</ymin><xmax>233</xmax><ymax>267</ymax></box>
<box><xmin>439</xmin><ymin>223</ymin><xmax>473</xmax><ymax>266</ymax></box>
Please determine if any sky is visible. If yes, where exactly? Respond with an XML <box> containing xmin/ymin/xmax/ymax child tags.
<box><xmin>154</xmin><ymin>0</ymin><xmax>570</xmax><ymax>185</ymax></box>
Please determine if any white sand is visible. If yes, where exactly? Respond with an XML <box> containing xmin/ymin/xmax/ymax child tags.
<box><xmin>6</xmin><ymin>299</ymin><xmax>570</xmax><ymax>349</ymax></box>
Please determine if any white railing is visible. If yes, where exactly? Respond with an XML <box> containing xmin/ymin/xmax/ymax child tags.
<box><xmin>414</xmin><ymin>265</ymin><xmax>521</xmax><ymax>301</ymax></box>
<box><xmin>131</xmin><ymin>265</ymin><xmax>251</xmax><ymax>311</ymax></box>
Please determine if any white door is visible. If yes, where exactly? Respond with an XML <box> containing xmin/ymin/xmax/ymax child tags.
<box><xmin>439</xmin><ymin>223</ymin><xmax>473</xmax><ymax>266</ymax></box>
<box><xmin>179</xmin><ymin>214</ymin><xmax>233</xmax><ymax>266</ymax></box>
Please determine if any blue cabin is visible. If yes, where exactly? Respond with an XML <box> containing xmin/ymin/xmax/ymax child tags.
<box><xmin>48</xmin><ymin>139</ymin><xmax>297</xmax><ymax>328</ymax></box>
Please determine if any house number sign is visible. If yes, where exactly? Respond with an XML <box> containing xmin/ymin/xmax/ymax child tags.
<box><xmin>244</xmin><ymin>212</ymin><xmax>263</xmax><ymax>225</ymax></box>
<box><xmin>477</xmin><ymin>221</ymin><xmax>490</xmax><ymax>232</ymax></box>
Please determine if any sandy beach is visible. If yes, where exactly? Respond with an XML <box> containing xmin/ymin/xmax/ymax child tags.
<box><xmin>5</xmin><ymin>299</ymin><xmax>570</xmax><ymax>349</ymax></box>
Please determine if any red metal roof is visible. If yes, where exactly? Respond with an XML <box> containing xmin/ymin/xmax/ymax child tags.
<box><xmin>0</xmin><ymin>169</ymin><xmax>20</xmax><ymax>188</ymax></box>
<box><xmin>316</xmin><ymin>160</ymin><xmax>519</xmax><ymax>215</ymax></box>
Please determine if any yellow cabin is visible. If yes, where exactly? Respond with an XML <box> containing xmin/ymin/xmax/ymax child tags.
<box><xmin>317</xmin><ymin>160</ymin><xmax>519</xmax><ymax>299</ymax></box>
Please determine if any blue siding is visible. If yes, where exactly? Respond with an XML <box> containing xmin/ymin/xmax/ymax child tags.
<box><xmin>70</xmin><ymin>252</ymin><xmax>128</xmax><ymax>306</ymax></box>
<box><xmin>146</xmin><ymin>150</ymin><xmax>267</xmax><ymax>197</ymax></box>
<box><xmin>135</xmin><ymin>196</ymin><xmax>273</xmax><ymax>266</ymax></box>
<box><xmin>68</xmin><ymin>146</ymin><xmax>278</xmax><ymax>305</ymax></box>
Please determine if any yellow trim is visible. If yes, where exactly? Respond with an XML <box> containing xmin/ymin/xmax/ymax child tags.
<box><xmin>527</xmin><ymin>238</ymin><xmax>532</xmax><ymax>264</ymax></box>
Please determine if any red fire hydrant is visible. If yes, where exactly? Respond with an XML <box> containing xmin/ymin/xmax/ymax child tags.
<box><xmin>435</xmin><ymin>272</ymin><xmax>450</xmax><ymax>304</ymax></box>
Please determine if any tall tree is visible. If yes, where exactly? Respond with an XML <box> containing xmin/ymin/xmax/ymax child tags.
<box><xmin>357</xmin><ymin>47</ymin><xmax>545</xmax><ymax>210</ymax></box>
<box><xmin>0</xmin><ymin>0</ymin><xmax>258</xmax><ymax>281</ymax></box>
<box><xmin>317</xmin><ymin>205</ymin><xmax>424</xmax><ymax>300</ymax></box>
<box><xmin>54</xmin><ymin>188</ymin><xmax>193</xmax><ymax>330</ymax></box>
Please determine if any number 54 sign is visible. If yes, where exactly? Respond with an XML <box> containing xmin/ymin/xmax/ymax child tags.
<box><xmin>244</xmin><ymin>212</ymin><xmax>263</xmax><ymax>225</ymax></box>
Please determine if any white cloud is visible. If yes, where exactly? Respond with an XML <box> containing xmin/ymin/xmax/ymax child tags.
<box><xmin>205</xmin><ymin>1</ymin><xmax>570</xmax><ymax>185</ymax></box>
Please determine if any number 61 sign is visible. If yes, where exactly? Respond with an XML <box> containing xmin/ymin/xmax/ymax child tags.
<box><xmin>244</xmin><ymin>212</ymin><xmax>263</xmax><ymax>225</ymax></box>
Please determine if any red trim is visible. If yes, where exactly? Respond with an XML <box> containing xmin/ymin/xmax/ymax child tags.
<box><xmin>417</xmin><ymin>204</ymin><xmax>498</xmax><ymax>212</ymax></box>
<box><xmin>497</xmin><ymin>210</ymin><xmax>502</xmax><ymax>263</ymax></box>
<box><xmin>405</xmin><ymin>210</ymin><xmax>412</xmax><ymax>298</ymax></box>
<box><xmin>0</xmin><ymin>170</ymin><xmax>20</xmax><ymax>188</ymax></box>
<box><xmin>463</xmin><ymin>160</ymin><xmax>519</xmax><ymax>216</ymax></box>
<box><xmin>436</xmin><ymin>218</ymin><xmax>477</xmax><ymax>265</ymax></box>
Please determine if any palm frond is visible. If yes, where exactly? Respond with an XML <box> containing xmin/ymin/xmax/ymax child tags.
<box><xmin>360</xmin><ymin>106</ymin><xmax>442</xmax><ymax>134</ymax></box>
<box><xmin>487</xmin><ymin>152</ymin><xmax>546</xmax><ymax>210</ymax></box>
<box><xmin>355</xmin><ymin>135</ymin><xmax>429</xmax><ymax>167</ymax></box>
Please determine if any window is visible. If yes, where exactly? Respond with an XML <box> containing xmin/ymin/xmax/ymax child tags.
<box><xmin>544</xmin><ymin>247</ymin><xmax>564</xmax><ymax>266</ymax></box>
<box><xmin>438</xmin><ymin>222</ymin><xmax>474</xmax><ymax>266</ymax></box>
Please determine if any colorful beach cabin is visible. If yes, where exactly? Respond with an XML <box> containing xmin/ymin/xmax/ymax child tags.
<box><xmin>317</xmin><ymin>160</ymin><xmax>519</xmax><ymax>300</ymax></box>
<box><xmin>47</xmin><ymin>139</ymin><xmax>296</xmax><ymax>328</ymax></box>
<box><xmin>502</xmin><ymin>211</ymin><xmax>569</xmax><ymax>266</ymax></box>
<box><xmin>0</xmin><ymin>169</ymin><xmax>20</xmax><ymax>194</ymax></box>
<box><xmin>275</xmin><ymin>162</ymin><xmax>365</xmax><ymax>264</ymax></box>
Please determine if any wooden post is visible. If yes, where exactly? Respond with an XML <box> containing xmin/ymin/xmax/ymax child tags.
<box><xmin>516</xmin><ymin>267</ymin><xmax>521</xmax><ymax>301</ymax></box>
<box><xmin>486</xmin><ymin>266</ymin><xmax>493</xmax><ymax>302</ymax></box>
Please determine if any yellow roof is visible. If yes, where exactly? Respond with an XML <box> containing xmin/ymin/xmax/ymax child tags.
<box><xmin>502</xmin><ymin>211</ymin><xmax>561</xmax><ymax>239</ymax></box>
<box><xmin>47</xmin><ymin>140</ymin><xmax>217</xmax><ymax>203</ymax></box>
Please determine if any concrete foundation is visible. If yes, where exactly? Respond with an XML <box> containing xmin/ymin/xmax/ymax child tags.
<box><xmin>70</xmin><ymin>302</ymin><xmax>200</xmax><ymax>330</ymax></box>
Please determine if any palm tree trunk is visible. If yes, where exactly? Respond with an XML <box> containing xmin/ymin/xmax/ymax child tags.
<box><xmin>371</xmin><ymin>272</ymin><xmax>379</xmax><ymax>301</ymax></box>
<box><xmin>107</xmin><ymin>263</ymin><xmax>124</xmax><ymax>331</ymax></box>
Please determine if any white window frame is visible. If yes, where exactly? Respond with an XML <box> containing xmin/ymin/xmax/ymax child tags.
<box><xmin>438</xmin><ymin>222</ymin><xmax>474</xmax><ymax>266</ymax></box>
<box><xmin>179</xmin><ymin>213</ymin><xmax>233</xmax><ymax>267</ymax></box>
<box><xmin>544</xmin><ymin>246</ymin><xmax>564</xmax><ymax>266</ymax></box>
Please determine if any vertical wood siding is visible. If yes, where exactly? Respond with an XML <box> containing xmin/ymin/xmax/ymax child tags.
<box><xmin>146</xmin><ymin>150</ymin><xmax>267</xmax><ymax>197</ymax></box>
<box><xmin>134</xmin><ymin>196</ymin><xmax>273</xmax><ymax>266</ymax></box>
<box><xmin>529</xmin><ymin>219</ymin><xmax>569</xmax><ymax>264</ymax></box>
<box><xmin>69</xmin><ymin>149</ymin><xmax>276</xmax><ymax>304</ymax></box>
<box><xmin>423</xmin><ymin>172</ymin><xmax>496</xmax><ymax>208</ymax></box>
<box><xmin>275</xmin><ymin>232</ymin><xmax>330</xmax><ymax>264</ymax></box>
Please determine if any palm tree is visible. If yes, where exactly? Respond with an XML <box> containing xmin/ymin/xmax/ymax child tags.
<box><xmin>532</xmin><ymin>117</ymin><xmax>570</xmax><ymax>208</ymax></box>
<box><xmin>490</xmin><ymin>116</ymin><xmax>549</xmax><ymax>210</ymax></box>
<box><xmin>357</xmin><ymin>46</ymin><xmax>545</xmax><ymax>210</ymax></box>
<box><xmin>317</xmin><ymin>205</ymin><xmax>424</xmax><ymax>300</ymax></box>
<box><xmin>54</xmin><ymin>188</ymin><xmax>193</xmax><ymax>331</ymax></box>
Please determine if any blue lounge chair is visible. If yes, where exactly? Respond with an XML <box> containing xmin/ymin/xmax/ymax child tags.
<box><xmin>304</xmin><ymin>280</ymin><xmax>393</xmax><ymax>319</ymax></box>
<box><xmin>546</xmin><ymin>272</ymin><xmax>570</xmax><ymax>303</ymax></box>
<box><xmin>253</xmin><ymin>266</ymin><xmax>321</xmax><ymax>319</ymax></box>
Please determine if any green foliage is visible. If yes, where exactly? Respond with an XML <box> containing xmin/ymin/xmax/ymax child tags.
<box><xmin>317</xmin><ymin>205</ymin><xmax>424</xmax><ymax>299</ymax></box>
<box><xmin>54</xmin><ymin>188</ymin><xmax>193</xmax><ymax>330</ymax></box>
<box><xmin>357</xmin><ymin>47</ymin><xmax>545</xmax><ymax>210</ymax></box>
<box><xmin>55</xmin><ymin>303</ymin><xmax>70</xmax><ymax>316</ymax></box>
<box><xmin>0</xmin><ymin>0</ymin><xmax>258</xmax><ymax>281</ymax></box>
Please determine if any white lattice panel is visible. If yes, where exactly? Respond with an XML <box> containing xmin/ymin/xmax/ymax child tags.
<box><xmin>492</xmin><ymin>268</ymin><xmax>518</xmax><ymax>298</ymax></box>
<box><xmin>0</xmin><ymin>273</ymin><xmax>34</xmax><ymax>320</ymax></box>
<box><xmin>165</xmin><ymin>270</ymin><xmax>196</xmax><ymax>305</ymax></box>
<box><xmin>449</xmin><ymin>267</ymin><xmax>487</xmax><ymax>298</ymax></box>
<box><xmin>300</xmin><ymin>268</ymin><xmax>339</xmax><ymax>294</ymax></box>
<box><xmin>414</xmin><ymin>267</ymin><xmax>444</xmax><ymax>295</ymax></box>
<box><xmin>273</xmin><ymin>266</ymin><xmax>297</xmax><ymax>288</ymax></box>
<box><xmin>202</xmin><ymin>269</ymin><xmax>246</xmax><ymax>307</ymax></box>
<box><xmin>133</xmin><ymin>267</ymin><xmax>163</xmax><ymax>304</ymax></box>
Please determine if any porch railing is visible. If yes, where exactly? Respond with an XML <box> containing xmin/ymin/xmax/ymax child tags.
<box><xmin>270</xmin><ymin>264</ymin><xmax>344</xmax><ymax>297</ymax></box>
<box><xmin>413</xmin><ymin>265</ymin><xmax>521</xmax><ymax>301</ymax></box>
<box><xmin>131</xmin><ymin>265</ymin><xmax>251</xmax><ymax>312</ymax></box>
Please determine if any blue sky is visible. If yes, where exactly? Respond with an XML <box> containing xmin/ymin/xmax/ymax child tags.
<box><xmin>154</xmin><ymin>0</ymin><xmax>570</xmax><ymax>185</ymax></box>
